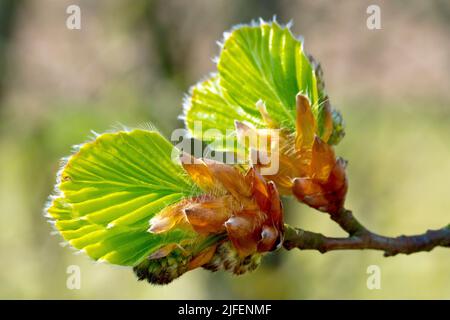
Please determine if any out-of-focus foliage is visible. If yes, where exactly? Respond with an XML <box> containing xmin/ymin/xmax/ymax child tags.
<box><xmin>0</xmin><ymin>0</ymin><xmax>449</xmax><ymax>299</ymax></box>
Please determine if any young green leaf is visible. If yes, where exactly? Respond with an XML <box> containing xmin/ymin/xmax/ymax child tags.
<box><xmin>46</xmin><ymin>130</ymin><xmax>200</xmax><ymax>266</ymax></box>
<box><xmin>183</xmin><ymin>20</ymin><xmax>344</xmax><ymax>147</ymax></box>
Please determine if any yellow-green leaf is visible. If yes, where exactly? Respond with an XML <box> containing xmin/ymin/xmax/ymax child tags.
<box><xmin>46</xmin><ymin>129</ymin><xmax>200</xmax><ymax>266</ymax></box>
<box><xmin>183</xmin><ymin>20</ymin><xmax>344</xmax><ymax>149</ymax></box>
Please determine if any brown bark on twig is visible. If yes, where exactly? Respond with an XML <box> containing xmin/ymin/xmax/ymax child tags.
<box><xmin>283</xmin><ymin>209</ymin><xmax>450</xmax><ymax>257</ymax></box>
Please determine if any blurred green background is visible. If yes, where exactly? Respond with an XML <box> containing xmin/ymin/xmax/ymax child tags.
<box><xmin>0</xmin><ymin>0</ymin><xmax>449</xmax><ymax>299</ymax></box>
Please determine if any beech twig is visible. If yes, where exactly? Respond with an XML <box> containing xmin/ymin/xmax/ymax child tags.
<box><xmin>283</xmin><ymin>209</ymin><xmax>450</xmax><ymax>257</ymax></box>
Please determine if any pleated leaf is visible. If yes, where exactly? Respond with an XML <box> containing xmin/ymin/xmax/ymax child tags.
<box><xmin>46</xmin><ymin>129</ymin><xmax>200</xmax><ymax>266</ymax></box>
<box><xmin>183</xmin><ymin>20</ymin><xmax>344</xmax><ymax>150</ymax></box>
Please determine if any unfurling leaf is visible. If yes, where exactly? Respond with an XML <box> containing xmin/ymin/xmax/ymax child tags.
<box><xmin>183</xmin><ymin>20</ymin><xmax>348</xmax><ymax>214</ymax></box>
<box><xmin>183</xmin><ymin>20</ymin><xmax>344</xmax><ymax>146</ymax></box>
<box><xmin>46</xmin><ymin>130</ymin><xmax>200</xmax><ymax>266</ymax></box>
<box><xmin>47</xmin><ymin>129</ymin><xmax>284</xmax><ymax>285</ymax></box>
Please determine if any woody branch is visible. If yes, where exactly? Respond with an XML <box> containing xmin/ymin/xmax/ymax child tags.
<box><xmin>283</xmin><ymin>209</ymin><xmax>450</xmax><ymax>257</ymax></box>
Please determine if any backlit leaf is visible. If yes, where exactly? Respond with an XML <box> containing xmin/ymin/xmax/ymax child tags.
<box><xmin>46</xmin><ymin>130</ymin><xmax>200</xmax><ymax>266</ymax></box>
<box><xmin>183</xmin><ymin>20</ymin><xmax>344</xmax><ymax>149</ymax></box>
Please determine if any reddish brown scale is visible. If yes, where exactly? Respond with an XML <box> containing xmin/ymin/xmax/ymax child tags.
<box><xmin>235</xmin><ymin>93</ymin><xmax>348</xmax><ymax>215</ymax></box>
<box><xmin>148</xmin><ymin>154</ymin><xmax>284</xmax><ymax>268</ymax></box>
